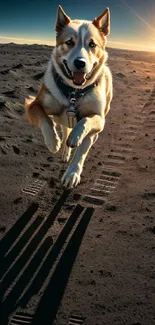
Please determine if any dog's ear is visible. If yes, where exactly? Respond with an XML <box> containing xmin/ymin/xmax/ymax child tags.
<box><xmin>55</xmin><ymin>5</ymin><xmax>71</xmax><ymax>32</ymax></box>
<box><xmin>92</xmin><ymin>8</ymin><xmax>110</xmax><ymax>36</ymax></box>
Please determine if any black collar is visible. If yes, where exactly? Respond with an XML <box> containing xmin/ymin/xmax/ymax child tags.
<box><xmin>52</xmin><ymin>65</ymin><xmax>99</xmax><ymax>101</ymax></box>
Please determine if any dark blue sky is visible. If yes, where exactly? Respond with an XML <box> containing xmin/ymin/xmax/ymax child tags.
<box><xmin>0</xmin><ymin>0</ymin><xmax>155</xmax><ymax>51</ymax></box>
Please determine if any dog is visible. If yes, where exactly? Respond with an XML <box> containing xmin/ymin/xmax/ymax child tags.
<box><xmin>25</xmin><ymin>5</ymin><xmax>113</xmax><ymax>188</ymax></box>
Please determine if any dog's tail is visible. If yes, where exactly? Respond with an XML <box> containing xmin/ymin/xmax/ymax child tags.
<box><xmin>25</xmin><ymin>96</ymin><xmax>36</xmax><ymax>108</ymax></box>
<box><xmin>24</xmin><ymin>96</ymin><xmax>36</xmax><ymax>125</ymax></box>
<box><xmin>24</xmin><ymin>96</ymin><xmax>47</xmax><ymax>127</ymax></box>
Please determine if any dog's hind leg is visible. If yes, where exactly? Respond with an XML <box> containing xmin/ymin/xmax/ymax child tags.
<box><xmin>25</xmin><ymin>98</ymin><xmax>61</xmax><ymax>153</ymax></box>
<box><xmin>61</xmin><ymin>133</ymin><xmax>98</xmax><ymax>188</ymax></box>
<box><xmin>40</xmin><ymin>117</ymin><xmax>61</xmax><ymax>153</ymax></box>
<box><xmin>61</xmin><ymin>126</ymin><xmax>72</xmax><ymax>162</ymax></box>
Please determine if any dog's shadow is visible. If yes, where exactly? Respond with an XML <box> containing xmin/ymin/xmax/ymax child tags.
<box><xmin>0</xmin><ymin>191</ymin><xmax>94</xmax><ymax>325</ymax></box>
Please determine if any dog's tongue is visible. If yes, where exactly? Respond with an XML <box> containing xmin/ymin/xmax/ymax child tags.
<box><xmin>72</xmin><ymin>72</ymin><xmax>86</xmax><ymax>85</ymax></box>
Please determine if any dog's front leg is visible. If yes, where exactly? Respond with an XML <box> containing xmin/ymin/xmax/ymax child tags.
<box><xmin>62</xmin><ymin>133</ymin><xmax>98</xmax><ymax>188</ymax></box>
<box><xmin>61</xmin><ymin>126</ymin><xmax>72</xmax><ymax>162</ymax></box>
<box><xmin>67</xmin><ymin>114</ymin><xmax>105</xmax><ymax>148</ymax></box>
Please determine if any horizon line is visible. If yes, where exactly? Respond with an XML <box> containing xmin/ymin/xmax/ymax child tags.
<box><xmin>0</xmin><ymin>35</ymin><xmax>155</xmax><ymax>53</ymax></box>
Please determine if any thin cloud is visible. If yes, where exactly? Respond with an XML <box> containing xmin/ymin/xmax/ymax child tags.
<box><xmin>0</xmin><ymin>35</ymin><xmax>55</xmax><ymax>45</ymax></box>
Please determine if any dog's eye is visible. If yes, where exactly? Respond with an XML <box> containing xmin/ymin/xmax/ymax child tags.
<box><xmin>89</xmin><ymin>41</ymin><xmax>96</xmax><ymax>48</ymax></box>
<box><xmin>66</xmin><ymin>39</ymin><xmax>74</xmax><ymax>46</ymax></box>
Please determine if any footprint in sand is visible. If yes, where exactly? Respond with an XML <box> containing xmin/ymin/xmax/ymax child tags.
<box><xmin>0</xmin><ymin>69</ymin><xmax>9</xmax><ymax>75</ymax></box>
<box><xmin>116</xmin><ymin>72</ymin><xmax>126</xmax><ymax>78</ymax></box>
<box><xmin>0</xmin><ymin>96</ymin><xmax>6</xmax><ymax>109</ymax></box>
<box><xmin>13</xmin><ymin>63</ymin><xmax>23</xmax><ymax>69</ymax></box>
<box><xmin>1</xmin><ymin>143</ymin><xmax>20</xmax><ymax>155</ymax></box>
<box><xmin>33</xmin><ymin>71</ymin><xmax>44</xmax><ymax>80</ymax></box>
<box><xmin>1</xmin><ymin>143</ymin><xmax>10</xmax><ymax>154</ymax></box>
<box><xmin>2</xmin><ymin>89</ymin><xmax>16</xmax><ymax>98</ymax></box>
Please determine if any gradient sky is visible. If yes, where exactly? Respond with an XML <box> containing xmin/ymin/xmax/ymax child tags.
<box><xmin>0</xmin><ymin>0</ymin><xmax>155</xmax><ymax>51</ymax></box>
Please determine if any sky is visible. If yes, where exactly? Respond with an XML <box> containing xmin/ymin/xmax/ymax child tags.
<box><xmin>0</xmin><ymin>0</ymin><xmax>155</xmax><ymax>51</ymax></box>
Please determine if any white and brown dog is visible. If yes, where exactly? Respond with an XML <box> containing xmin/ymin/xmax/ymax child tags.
<box><xmin>25</xmin><ymin>5</ymin><xmax>113</xmax><ymax>188</ymax></box>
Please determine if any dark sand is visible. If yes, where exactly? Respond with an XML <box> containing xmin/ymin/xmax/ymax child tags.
<box><xmin>0</xmin><ymin>43</ymin><xmax>155</xmax><ymax>325</ymax></box>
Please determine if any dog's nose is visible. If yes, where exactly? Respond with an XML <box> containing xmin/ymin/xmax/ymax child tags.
<box><xmin>74</xmin><ymin>57</ymin><xmax>86</xmax><ymax>70</ymax></box>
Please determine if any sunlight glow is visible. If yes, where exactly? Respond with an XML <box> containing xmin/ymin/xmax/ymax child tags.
<box><xmin>120</xmin><ymin>0</ymin><xmax>155</xmax><ymax>34</ymax></box>
<box><xmin>108</xmin><ymin>40</ymin><xmax>155</xmax><ymax>52</ymax></box>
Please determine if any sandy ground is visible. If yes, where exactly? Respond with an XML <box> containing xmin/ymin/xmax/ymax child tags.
<box><xmin>0</xmin><ymin>43</ymin><xmax>155</xmax><ymax>325</ymax></box>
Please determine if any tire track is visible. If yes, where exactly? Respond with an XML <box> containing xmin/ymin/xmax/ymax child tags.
<box><xmin>22</xmin><ymin>179</ymin><xmax>46</xmax><ymax>196</ymax></box>
<box><xmin>9</xmin><ymin>312</ymin><xmax>33</xmax><ymax>325</ymax></box>
<box><xmin>83</xmin><ymin>85</ymin><xmax>155</xmax><ymax>206</ymax></box>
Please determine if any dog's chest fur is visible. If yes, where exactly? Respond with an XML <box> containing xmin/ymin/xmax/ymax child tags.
<box><xmin>42</xmin><ymin>64</ymin><xmax>100</xmax><ymax>127</ymax></box>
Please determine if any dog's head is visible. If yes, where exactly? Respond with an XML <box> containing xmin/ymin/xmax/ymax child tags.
<box><xmin>52</xmin><ymin>6</ymin><xmax>110</xmax><ymax>88</ymax></box>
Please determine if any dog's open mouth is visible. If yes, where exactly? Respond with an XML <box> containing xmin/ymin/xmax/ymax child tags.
<box><xmin>72</xmin><ymin>72</ymin><xmax>86</xmax><ymax>85</ymax></box>
<box><xmin>63</xmin><ymin>60</ymin><xmax>86</xmax><ymax>85</ymax></box>
<box><xmin>63</xmin><ymin>60</ymin><xmax>97</xmax><ymax>86</ymax></box>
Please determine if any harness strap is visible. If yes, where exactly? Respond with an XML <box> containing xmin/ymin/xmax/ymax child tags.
<box><xmin>52</xmin><ymin>65</ymin><xmax>99</xmax><ymax>128</ymax></box>
<box><xmin>52</xmin><ymin>65</ymin><xmax>99</xmax><ymax>100</ymax></box>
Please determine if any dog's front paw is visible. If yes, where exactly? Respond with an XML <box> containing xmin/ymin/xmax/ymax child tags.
<box><xmin>62</xmin><ymin>144</ymin><xmax>72</xmax><ymax>163</ymax></box>
<box><xmin>61</xmin><ymin>165</ymin><xmax>82</xmax><ymax>188</ymax></box>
